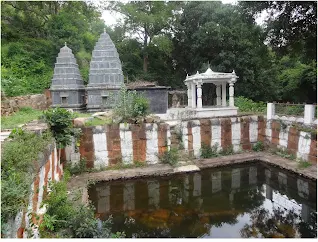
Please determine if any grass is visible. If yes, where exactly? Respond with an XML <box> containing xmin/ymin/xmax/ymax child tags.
<box><xmin>1</xmin><ymin>107</ymin><xmax>43</xmax><ymax>130</ymax></box>
<box><xmin>297</xmin><ymin>160</ymin><xmax>312</xmax><ymax>169</ymax></box>
<box><xmin>84</xmin><ymin>117</ymin><xmax>112</xmax><ymax>126</ymax></box>
<box><xmin>73</xmin><ymin>112</ymin><xmax>92</xmax><ymax>118</ymax></box>
<box><xmin>103</xmin><ymin>160</ymin><xmax>147</xmax><ymax>171</ymax></box>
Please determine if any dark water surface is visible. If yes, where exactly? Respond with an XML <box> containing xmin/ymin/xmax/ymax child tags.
<box><xmin>88</xmin><ymin>162</ymin><xmax>317</xmax><ymax>238</ymax></box>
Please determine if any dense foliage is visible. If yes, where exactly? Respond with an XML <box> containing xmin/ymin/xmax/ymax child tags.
<box><xmin>1</xmin><ymin>129</ymin><xmax>53</xmax><ymax>235</ymax></box>
<box><xmin>39</xmin><ymin>171</ymin><xmax>125</xmax><ymax>238</ymax></box>
<box><xmin>42</xmin><ymin>107</ymin><xmax>81</xmax><ymax>149</ymax></box>
<box><xmin>111</xmin><ymin>85</ymin><xmax>149</xmax><ymax>122</ymax></box>
<box><xmin>1</xmin><ymin>1</ymin><xmax>316</xmax><ymax>103</ymax></box>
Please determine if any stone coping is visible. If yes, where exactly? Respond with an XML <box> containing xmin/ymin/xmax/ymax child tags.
<box><xmin>67</xmin><ymin>152</ymin><xmax>317</xmax><ymax>191</ymax></box>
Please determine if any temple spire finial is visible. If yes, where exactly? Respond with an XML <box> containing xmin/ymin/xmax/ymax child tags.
<box><xmin>64</xmin><ymin>42</ymin><xmax>67</xmax><ymax>47</ymax></box>
<box><xmin>104</xmin><ymin>28</ymin><xmax>106</xmax><ymax>33</ymax></box>
<box><xmin>207</xmin><ymin>61</ymin><xmax>210</xmax><ymax>69</ymax></box>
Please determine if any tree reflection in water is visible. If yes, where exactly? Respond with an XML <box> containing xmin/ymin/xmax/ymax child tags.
<box><xmin>240</xmin><ymin>206</ymin><xmax>317</xmax><ymax>238</ymax></box>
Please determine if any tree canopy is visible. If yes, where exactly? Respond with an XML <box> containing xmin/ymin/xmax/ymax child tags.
<box><xmin>1</xmin><ymin>1</ymin><xmax>316</xmax><ymax>103</ymax></box>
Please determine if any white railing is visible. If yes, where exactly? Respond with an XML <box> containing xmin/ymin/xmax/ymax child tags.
<box><xmin>267</xmin><ymin>103</ymin><xmax>317</xmax><ymax>125</ymax></box>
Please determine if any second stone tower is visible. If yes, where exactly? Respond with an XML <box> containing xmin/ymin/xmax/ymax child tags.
<box><xmin>86</xmin><ymin>30</ymin><xmax>124</xmax><ymax>112</ymax></box>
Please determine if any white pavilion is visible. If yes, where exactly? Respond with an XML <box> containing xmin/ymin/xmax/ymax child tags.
<box><xmin>183</xmin><ymin>67</ymin><xmax>239</xmax><ymax>118</ymax></box>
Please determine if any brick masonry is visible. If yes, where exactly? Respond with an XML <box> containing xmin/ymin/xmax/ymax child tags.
<box><xmin>65</xmin><ymin>116</ymin><xmax>316</xmax><ymax>169</ymax></box>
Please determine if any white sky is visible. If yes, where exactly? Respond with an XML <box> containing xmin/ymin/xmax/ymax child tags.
<box><xmin>101</xmin><ymin>0</ymin><xmax>267</xmax><ymax>27</ymax></box>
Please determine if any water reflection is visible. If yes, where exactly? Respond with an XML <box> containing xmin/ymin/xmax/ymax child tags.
<box><xmin>88</xmin><ymin>162</ymin><xmax>317</xmax><ymax>238</ymax></box>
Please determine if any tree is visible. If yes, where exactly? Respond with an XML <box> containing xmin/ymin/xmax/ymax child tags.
<box><xmin>172</xmin><ymin>1</ymin><xmax>277</xmax><ymax>101</ymax></box>
<box><xmin>110</xmin><ymin>1</ymin><xmax>180</xmax><ymax>72</ymax></box>
<box><xmin>239</xmin><ymin>1</ymin><xmax>317</xmax><ymax>62</ymax></box>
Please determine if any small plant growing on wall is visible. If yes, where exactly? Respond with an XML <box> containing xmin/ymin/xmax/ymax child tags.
<box><xmin>159</xmin><ymin>148</ymin><xmax>179</xmax><ymax>166</ymax></box>
<box><xmin>252</xmin><ymin>141</ymin><xmax>265</xmax><ymax>152</ymax></box>
<box><xmin>42</xmin><ymin>107</ymin><xmax>81</xmax><ymax>149</ymax></box>
<box><xmin>200</xmin><ymin>143</ymin><xmax>219</xmax><ymax>158</ymax></box>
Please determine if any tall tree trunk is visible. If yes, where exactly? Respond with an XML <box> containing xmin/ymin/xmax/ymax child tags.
<box><xmin>143</xmin><ymin>27</ymin><xmax>148</xmax><ymax>73</ymax></box>
<box><xmin>143</xmin><ymin>53</ymin><xmax>148</xmax><ymax>73</ymax></box>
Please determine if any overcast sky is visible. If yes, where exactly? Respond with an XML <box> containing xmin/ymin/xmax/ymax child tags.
<box><xmin>101</xmin><ymin>0</ymin><xmax>267</xmax><ymax>27</ymax></box>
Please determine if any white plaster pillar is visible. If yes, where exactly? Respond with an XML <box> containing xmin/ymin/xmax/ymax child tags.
<box><xmin>216</xmin><ymin>85</ymin><xmax>221</xmax><ymax>106</ymax></box>
<box><xmin>196</xmin><ymin>82</ymin><xmax>203</xmax><ymax>109</ymax></box>
<box><xmin>267</xmin><ymin>103</ymin><xmax>275</xmax><ymax>120</ymax></box>
<box><xmin>191</xmin><ymin>83</ymin><xmax>196</xmax><ymax>108</ymax></box>
<box><xmin>304</xmin><ymin>104</ymin><xmax>315</xmax><ymax>124</ymax></box>
<box><xmin>229</xmin><ymin>82</ymin><xmax>235</xmax><ymax>107</ymax></box>
<box><xmin>187</xmin><ymin>83</ymin><xmax>192</xmax><ymax>107</ymax></box>
<box><xmin>222</xmin><ymin>82</ymin><xmax>227</xmax><ymax>106</ymax></box>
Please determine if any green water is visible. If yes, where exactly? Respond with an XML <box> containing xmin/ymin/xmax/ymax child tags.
<box><xmin>88</xmin><ymin>162</ymin><xmax>317</xmax><ymax>238</ymax></box>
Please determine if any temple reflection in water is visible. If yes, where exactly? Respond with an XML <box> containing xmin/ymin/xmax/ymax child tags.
<box><xmin>88</xmin><ymin>162</ymin><xmax>317</xmax><ymax>238</ymax></box>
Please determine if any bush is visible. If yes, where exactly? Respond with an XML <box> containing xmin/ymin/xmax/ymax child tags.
<box><xmin>42</xmin><ymin>107</ymin><xmax>81</xmax><ymax>149</ymax></box>
<box><xmin>1</xmin><ymin>130</ymin><xmax>53</xmax><ymax>233</ymax></box>
<box><xmin>40</xmin><ymin>173</ymin><xmax>125</xmax><ymax>238</ymax></box>
<box><xmin>235</xmin><ymin>96</ymin><xmax>266</xmax><ymax>113</ymax></box>
<box><xmin>159</xmin><ymin>148</ymin><xmax>179</xmax><ymax>166</ymax></box>
<box><xmin>65</xmin><ymin>158</ymin><xmax>87</xmax><ymax>175</ymax></box>
<box><xmin>200</xmin><ymin>143</ymin><xmax>219</xmax><ymax>158</ymax></box>
<box><xmin>111</xmin><ymin>85</ymin><xmax>149</xmax><ymax>122</ymax></box>
<box><xmin>252</xmin><ymin>141</ymin><xmax>265</xmax><ymax>152</ymax></box>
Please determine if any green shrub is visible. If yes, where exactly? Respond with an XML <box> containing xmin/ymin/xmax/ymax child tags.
<box><xmin>42</xmin><ymin>107</ymin><xmax>81</xmax><ymax>149</ymax></box>
<box><xmin>272</xmin><ymin>148</ymin><xmax>295</xmax><ymax>160</ymax></box>
<box><xmin>1</xmin><ymin>130</ymin><xmax>53</xmax><ymax>232</ymax></box>
<box><xmin>159</xmin><ymin>148</ymin><xmax>179</xmax><ymax>166</ymax></box>
<box><xmin>65</xmin><ymin>158</ymin><xmax>87</xmax><ymax>175</ymax></box>
<box><xmin>111</xmin><ymin>85</ymin><xmax>149</xmax><ymax>122</ymax></box>
<box><xmin>40</xmin><ymin>173</ymin><xmax>125</xmax><ymax>238</ymax></box>
<box><xmin>220</xmin><ymin>145</ymin><xmax>234</xmax><ymax>156</ymax></box>
<box><xmin>200</xmin><ymin>143</ymin><xmax>219</xmax><ymax>158</ymax></box>
<box><xmin>252</xmin><ymin>141</ymin><xmax>265</xmax><ymax>152</ymax></box>
<box><xmin>235</xmin><ymin>96</ymin><xmax>266</xmax><ymax>113</ymax></box>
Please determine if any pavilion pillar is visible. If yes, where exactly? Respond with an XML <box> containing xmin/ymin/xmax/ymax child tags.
<box><xmin>187</xmin><ymin>83</ymin><xmax>192</xmax><ymax>107</ymax></box>
<box><xmin>216</xmin><ymin>84</ymin><xmax>221</xmax><ymax>106</ymax></box>
<box><xmin>196</xmin><ymin>82</ymin><xmax>202</xmax><ymax>109</ymax></box>
<box><xmin>222</xmin><ymin>82</ymin><xmax>227</xmax><ymax>106</ymax></box>
<box><xmin>191</xmin><ymin>83</ymin><xmax>196</xmax><ymax>108</ymax></box>
<box><xmin>229</xmin><ymin>82</ymin><xmax>235</xmax><ymax>107</ymax></box>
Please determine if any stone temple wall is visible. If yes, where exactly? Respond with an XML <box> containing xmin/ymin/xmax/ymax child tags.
<box><xmin>1</xmin><ymin>94</ymin><xmax>50</xmax><ymax>116</ymax></box>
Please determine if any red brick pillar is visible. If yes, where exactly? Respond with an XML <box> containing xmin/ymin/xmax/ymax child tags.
<box><xmin>106</xmin><ymin>124</ymin><xmax>122</xmax><ymax>165</ymax></box>
<box><xmin>200</xmin><ymin>119</ymin><xmax>212</xmax><ymax>147</ymax></box>
<box><xmin>132</xmin><ymin>124</ymin><xmax>147</xmax><ymax>162</ymax></box>
<box><xmin>221</xmin><ymin>118</ymin><xmax>232</xmax><ymax>150</ymax></box>
<box><xmin>79</xmin><ymin>127</ymin><xmax>95</xmax><ymax>168</ymax></box>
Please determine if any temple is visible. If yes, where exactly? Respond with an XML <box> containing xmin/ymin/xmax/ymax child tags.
<box><xmin>50</xmin><ymin>43</ymin><xmax>86</xmax><ymax>111</ymax></box>
<box><xmin>86</xmin><ymin>29</ymin><xmax>124</xmax><ymax>112</ymax></box>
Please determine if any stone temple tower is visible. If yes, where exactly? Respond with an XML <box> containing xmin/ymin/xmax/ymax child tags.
<box><xmin>86</xmin><ymin>29</ymin><xmax>124</xmax><ymax>112</ymax></box>
<box><xmin>50</xmin><ymin>43</ymin><xmax>86</xmax><ymax>111</ymax></box>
